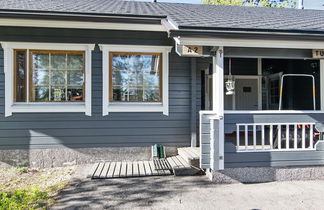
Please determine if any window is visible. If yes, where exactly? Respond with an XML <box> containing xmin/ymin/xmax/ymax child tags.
<box><xmin>100</xmin><ymin>45</ymin><xmax>172</xmax><ymax>116</ymax></box>
<box><xmin>110</xmin><ymin>52</ymin><xmax>162</xmax><ymax>102</ymax></box>
<box><xmin>15</xmin><ymin>50</ymin><xmax>85</xmax><ymax>102</ymax></box>
<box><xmin>1</xmin><ymin>42</ymin><xmax>94</xmax><ymax>117</ymax></box>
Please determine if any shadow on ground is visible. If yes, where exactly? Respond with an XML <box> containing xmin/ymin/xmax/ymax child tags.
<box><xmin>51</xmin><ymin>174</ymin><xmax>213</xmax><ymax>209</ymax></box>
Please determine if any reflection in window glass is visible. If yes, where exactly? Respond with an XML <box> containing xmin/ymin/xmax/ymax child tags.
<box><xmin>111</xmin><ymin>53</ymin><xmax>161</xmax><ymax>102</ymax></box>
<box><xmin>30</xmin><ymin>52</ymin><xmax>84</xmax><ymax>102</ymax></box>
<box><xmin>14</xmin><ymin>50</ymin><xmax>27</xmax><ymax>102</ymax></box>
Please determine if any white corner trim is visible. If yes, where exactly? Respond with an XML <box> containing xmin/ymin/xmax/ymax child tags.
<box><xmin>175</xmin><ymin>37</ymin><xmax>324</xmax><ymax>50</ymax></box>
<box><xmin>99</xmin><ymin>44</ymin><xmax>172</xmax><ymax>116</ymax></box>
<box><xmin>0</xmin><ymin>42</ymin><xmax>95</xmax><ymax>117</ymax></box>
<box><xmin>0</xmin><ymin>18</ymin><xmax>166</xmax><ymax>32</ymax></box>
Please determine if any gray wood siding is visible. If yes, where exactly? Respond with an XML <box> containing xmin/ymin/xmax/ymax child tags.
<box><xmin>0</xmin><ymin>27</ymin><xmax>192</xmax><ymax>149</ymax></box>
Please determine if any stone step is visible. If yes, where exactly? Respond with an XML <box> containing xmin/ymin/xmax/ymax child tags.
<box><xmin>177</xmin><ymin>147</ymin><xmax>200</xmax><ymax>168</ymax></box>
<box><xmin>166</xmin><ymin>155</ymin><xmax>201</xmax><ymax>176</ymax></box>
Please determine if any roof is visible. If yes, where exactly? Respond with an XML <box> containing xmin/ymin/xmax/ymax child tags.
<box><xmin>1</xmin><ymin>0</ymin><xmax>324</xmax><ymax>34</ymax></box>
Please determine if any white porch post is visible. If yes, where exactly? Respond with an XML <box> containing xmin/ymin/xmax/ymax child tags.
<box><xmin>211</xmin><ymin>47</ymin><xmax>224</xmax><ymax>170</ymax></box>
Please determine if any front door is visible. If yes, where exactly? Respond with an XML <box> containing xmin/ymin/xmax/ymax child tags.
<box><xmin>235</xmin><ymin>78</ymin><xmax>259</xmax><ymax>110</ymax></box>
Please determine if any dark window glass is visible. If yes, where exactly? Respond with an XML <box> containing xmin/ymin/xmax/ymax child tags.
<box><xmin>15</xmin><ymin>50</ymin><xmax>26</xmax><ymax>102</ymax></box>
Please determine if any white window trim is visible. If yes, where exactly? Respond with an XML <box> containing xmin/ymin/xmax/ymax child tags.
<box><xmin>0</xmin><ymin>42</ymin><xmax>95</xmax><ymax>117</ymax></box>
<box><xmin>99</xmin><ymin>44</ymin><xmax>172</xmax><ymax>116</ymax></box>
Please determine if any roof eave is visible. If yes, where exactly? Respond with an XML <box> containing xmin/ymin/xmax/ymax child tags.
<box><xmin>169</xmin><ymin>28</ymin><xmax>324</xmax><ymax>42</ymax></box>
<box><xmin>0</xmin><ymin>10</ymin><xmax>165</xmax><ymax>25</ymax></box>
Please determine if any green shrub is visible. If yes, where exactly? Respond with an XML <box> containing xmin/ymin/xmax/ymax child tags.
<box><xmin>0</xmin><ymin>189</ymin><xmax>48</xmax><ymax>210</ymax></box>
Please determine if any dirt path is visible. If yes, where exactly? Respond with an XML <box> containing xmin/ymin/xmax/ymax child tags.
<box><xmin>52</xmin><ymin>165</ymin><xmax>324</xmax><ymax>210</ymax></box>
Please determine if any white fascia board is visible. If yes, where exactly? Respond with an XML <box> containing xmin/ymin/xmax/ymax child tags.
<box><xmin>175</xmin><ymin>37</ymin><xmax>324</xmax><ymax>50</ymax></box>
<box><xmin>99</xmin><ymin>44</ymin><xmax>173</xmax><ymax>52</ymax></box>
<box><xmin>0</xmin><ymin>18</ymin><xmax>166</xmax><ymax>32</ymax></box>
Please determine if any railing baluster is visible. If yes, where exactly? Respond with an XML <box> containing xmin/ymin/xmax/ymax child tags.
<box><xmin>253</xmin><ymin>125</ymin><xmax>256</xmax><ymax>151</ymax></box>
<box><xmin>310</xmin><ymin>124</ymin><xmax>314</xmax><ymax>149</ymax></box>
<box><xmin>286</xmin><ymin>124</ymin><xmax>289</xmax><ymax>149</ymax></box>
<box><xmin>302</xmin><ymin>124</ymin><xmax>306</xmax><ymax>149</ymax></box>
<box><xmin>278</xmin><ymin>125</ymin><xmax>281</xmax><ymax>150</ymax></box>
<box><xmin>235</xmin><ymin>122</ymin><xmax>316</xmax><ymax>152</ymax></box>
<box><xmin>236</xmin><ymin>124</ymin><xmax>240</xmax><ymax>150</ymax></box>
<box><xmin>245</xmin><ymin>125</ymin><xmax>248</xmax><ymax>151</ymax></box>
<box><xmin>270</xmin><ymin>124</ymin><xmax>273</xmax><ymax>150</ymax></box>
<box><xmin>261</xmin><ymin>125</ymin><xmax>265</xmax><ymax>150</ymax></box>
<box><xmin>294</xmin><ymin>124</ymin><xmax>298</xmax><ymax>149</ymax></box>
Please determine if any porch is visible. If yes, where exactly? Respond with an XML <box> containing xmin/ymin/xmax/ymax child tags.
<box><xmin>174</xmin><ymin>37</ymin><xmax>324</xmax><ymax>171</ymax></box>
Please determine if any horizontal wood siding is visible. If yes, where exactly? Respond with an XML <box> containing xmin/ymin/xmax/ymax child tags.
<box><xmin>0</xmin><ymin>27</ymin><xmax>191</xmax><ymax>149</ymax></box>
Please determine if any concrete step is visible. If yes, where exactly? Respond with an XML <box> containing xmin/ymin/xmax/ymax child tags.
<box><xmin>166</xmin><ymin>155</ymin><xmax>201</xmax><ymax>176</ymax></box>
<box><xmin>177</xmin><ymin>147</ymin><xmax>200</xmax><ymax>168</ymax></box>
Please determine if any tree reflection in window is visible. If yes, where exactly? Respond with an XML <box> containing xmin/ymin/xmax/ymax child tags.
<box><xmin>111</xmin><ymin>53</ymin><xmax>161</xmax><ymax>102</ymax></box>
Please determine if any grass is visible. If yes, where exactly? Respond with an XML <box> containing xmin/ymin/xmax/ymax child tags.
<box><xmin>0</xmin><ymin>189</ymin><xmax>48</xmax><ymax>210</ymax></box>
<box><xmin>0</xmin><ymin>166</ymin><xmax>75</xmax><ymax>209</ymax></box>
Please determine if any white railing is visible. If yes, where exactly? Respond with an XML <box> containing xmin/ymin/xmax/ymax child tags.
<box><xmin>236</xmin><ymin>122</ymin><xmax>316</xmax><ymax>152</ymax></box>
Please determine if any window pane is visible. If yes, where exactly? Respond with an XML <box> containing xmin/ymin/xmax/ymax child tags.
<box><xmin>33</xmin><ymin>53</ymin><xmax>49</xmax><ymax>69</ymax></box>
<box><xmin>51</xmin><ymin>54</ymin><xmax>66</xmax><ymax>70</ymax></box>
<box><xmin>67</xmin><ymin>86</ymin><xmax>83</xmax><ymax>101</ymax></box>
<box><xmin>144</xmin><ymin>87</ymin><xmax>160</xmax><ymax>102</ymax></box>
<box><xmin>67</xmin><ymin>70</ymin><xmax>84</xmax><ymax>85</ymax></box>
<box><xmin>111</xmin><ymin>53</ymin><xmax>161</xmax><ymax>102</ymax></box>
<box><xmin>51</xmin><ymin>86</ymin><xmax>66</xmax><ymax>101</ymax></box>
<box><xmin>67</xmin><ymin>54</ymin><xmax>83</xmax><ymax>69</ymax></box>
<box><xmin>51</xmin><ymin>70</ymin><xmax>66</xmax><ymax>85</ymax></box>
<box><xmin>34</xmin><ymin>87</ymin><xmax>49</xmax><ymax>102</ymax></box>
<box><xmin>33</xmin><ymin>70</ymin><xmax>49</xmax><ymax>85</ymax></box>
<box><xmin>15</xmin><ymin>51</ymin><xmax>26</xmax><ymax>102</ymax></box>
<box><xmin>113</xmin><ymin>86</ymin><xmax>143</xmax><ymax>102</ymax></box>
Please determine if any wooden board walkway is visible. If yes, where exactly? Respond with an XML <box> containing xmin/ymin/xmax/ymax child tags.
<box><xmin>90</xmin><ymin>159</ymin><xmax>173</xmax><ymax>179</ymax></box>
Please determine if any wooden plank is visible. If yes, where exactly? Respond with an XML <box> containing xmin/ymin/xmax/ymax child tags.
<box><xmin>133</xmin><ymin>162</ymin><xmax>139</xmax><ymax>177</ymax></box>
<box><xmin>120</xmin><ymin>162</ymin><xmax>127</xmax><ymax>178</ymax></box>
<box><xmin>138</xmin><ymin>161</ymin><xmax>146</xmax><ymax>176</ymax></box>
<box><xmin>166</xmin><ymin>157</ymin><xmax>177</xmax><ymax>169</ymax></box>
<box><xmin>149</xmin><ymin>161</ymin><xmax>159</xmax><ymax>175</ymax></box>
<box><xmin>176</xmin><ymin>156</ymin><xmax>190</xmax><ymax>167</ymax></box>
<box><xmin>93</xmin><ymin>162</ymin><xmax>104</xmax><ymax>179</ymax></box>
<box><xmin>100</xmin><ymin>162</ymin><xmax>111</xmax><ymax>179</ymax></box>
<box><xmin>106</xmin><ymin>162</ymin><xmax>116</xmax><ymax>178</ymax></box>
<box><xmin>113</xmin><ymin>162</ymin><xmax>122</xmax><ymax>178</ymax></box>
<box><xmin>126</xmin><ymin>162</ymin><xmax>133</xmax><ymax>177</ymax></box>
<box><xmin>88</xmin><ymin>163</ymin><xmax>100</xmax><ymax>178</ymax></box>
<box><xmin>143</xmin><ymin>161</ymin><xmax>152</xmax><ymax>176</ymax></box>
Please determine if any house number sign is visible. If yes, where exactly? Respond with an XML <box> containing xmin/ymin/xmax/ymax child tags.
<box><xmin>312</xmin><ymin>49</ymin><xmax>324</xmax><ymax>58</ymax></box>
<box><xmin>182</xmin><ymin>45</ymin><xmax>203</xmax><ymax>56</ymax></box>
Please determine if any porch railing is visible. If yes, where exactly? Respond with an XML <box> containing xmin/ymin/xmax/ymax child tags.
<box><xmin>236</xmin><ymin>122</ymin><xmax>316</xmax><ymax>152</ymax></box>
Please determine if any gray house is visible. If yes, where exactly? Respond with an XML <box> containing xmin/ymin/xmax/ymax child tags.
<box><xmin>1</xmin><ymin>0</ymin><xmax>324</xmax><ymax>182</ymax></box>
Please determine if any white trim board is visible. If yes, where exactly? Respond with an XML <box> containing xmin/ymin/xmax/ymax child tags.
<box><xmin>0</xmin><ymin>18</ymin><xmax>166</xmax><ymax>32</ymax></box>
<box><xmin>0</xmin><ymin>42</ymin><xmax>95</xmax><ymax>117</ymax></box>
<box><xmin>174</xmin><ymin>37</ymin><xmax>324</xmax><ymax>49</ymax></box>
<box><xmin>99</xmin><ymin>44</ymin><xmax>173</xmax><ymax>116</ymax></box>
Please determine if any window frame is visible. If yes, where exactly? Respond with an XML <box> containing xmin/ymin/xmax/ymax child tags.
<box><xmin>1</xmin><ymin>42</ymin><xmax>95</xmax><ymax>117</ymax></box>
<box><xmin>100</xmin><ymin>45</ymin><xmax>172</xmax><ymax>116</ymax></box>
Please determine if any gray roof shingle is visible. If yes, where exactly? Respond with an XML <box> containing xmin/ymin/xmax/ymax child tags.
<box><xmin>1</xmin><ymin>0</ymin><xmax>324</xmax><ymax>33</ymax></box>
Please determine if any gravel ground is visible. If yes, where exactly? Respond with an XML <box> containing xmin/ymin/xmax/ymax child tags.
<box><xmin>51</xmin><ymin>165</ymin><xmax>324</xmax><ymax>210</ymax></box>
<box><xmin>0</xmin><ymin>166</ymin><xmax>76</xmax><ymax>191</ymax></box>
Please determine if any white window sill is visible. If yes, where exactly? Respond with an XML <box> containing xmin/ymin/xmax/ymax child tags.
<box><xmin>10</xmin><ymin>103</ymin><xmax>87</xmax><ymax>113</ymax></box>
<box><xmin>107</xmin><ymin>102</ymin><xmax>167</xmax><ymax>114</ymax></box>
